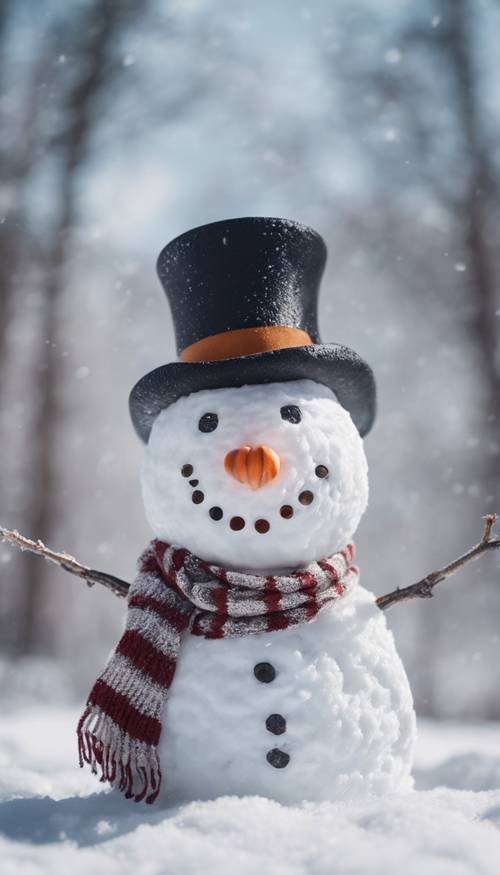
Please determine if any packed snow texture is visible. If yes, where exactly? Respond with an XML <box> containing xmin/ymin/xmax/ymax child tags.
<box><xmin>135</xmin><ymin>378</ymin><xmax>407</xmax><ymax>803</ymax></box>
<box><xmin>1</xmin><ymin>661</ymin><xmax>500</xmax><ymax>875</ymax></box>
<box><xmin>159</xmin><ymin>583</ymin><xmax>415</xmax><ymax>804</ymax></box>
<box><xmin>141</xmin><ymin>379</ymin><xmax>368</xmax><ymax>570</ymax></box>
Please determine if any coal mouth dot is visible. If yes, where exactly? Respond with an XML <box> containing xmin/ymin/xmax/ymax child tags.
<box><xmin>315</xmin><ymin>465</ymin><xmax>329</xmax><ymax>479</ymax></box>
<box><xmin>230</xmin><ymin>516</ymin><xmax>245</xmax><ymax>531</ymax></box>
<box><xmin>183</xmin><ymin>468</ymin><xmax>311</xmax><ymax>531</ymax></box>
<box><xmin>298</xmin><ymin>490</ymin><xmax>314</xmax><ymax>505</ymax></box>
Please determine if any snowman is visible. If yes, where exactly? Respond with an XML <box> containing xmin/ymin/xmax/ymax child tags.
<box><xmin>78</xmin><ymin>217</ymin><xmax>416</xmax><ymax>805</ymax></box>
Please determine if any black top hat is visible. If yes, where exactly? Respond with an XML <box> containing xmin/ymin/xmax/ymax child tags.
<box><xmin>129</xmin><ymin>217</ymin><xmax>376</xmax><ymax>442</ymax></box>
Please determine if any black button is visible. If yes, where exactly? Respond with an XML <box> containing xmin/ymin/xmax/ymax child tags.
<box><xmin>266</xmin><ymin>748</ymin><xmax>290</xmax><ymax>769</ymax></box>
<box><xmin>266</xmin><ymin>714</ymin><xmax>286</xmax><ymax>735</ymax></box>
<box><xmin>254</xmin><ymin>662</ymin><xmax>276</xmax><ymax>683</ymax></box>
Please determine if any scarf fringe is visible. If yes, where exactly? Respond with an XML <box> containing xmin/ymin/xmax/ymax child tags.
<box><xmin>77</xmin><ymin>705</ymin><xmax>161</xmax><ymax>804</ymax></box>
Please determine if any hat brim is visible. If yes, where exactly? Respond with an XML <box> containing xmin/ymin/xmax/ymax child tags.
<box><xmin>129</xmin><ymin>344</ymin><xmax>376</xmax><ymax>443</ymax></box>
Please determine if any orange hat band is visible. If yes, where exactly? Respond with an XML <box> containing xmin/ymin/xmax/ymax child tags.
<box><xmin>180</xmin><ymin>325</ymin><xmax>313</xmax><ymax>363</ymax></box>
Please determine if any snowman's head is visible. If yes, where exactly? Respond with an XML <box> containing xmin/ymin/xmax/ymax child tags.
<box><xmin>141</xmin><ymin>379</ymin><xmax>368</xmax><ymax>571</ymax></box>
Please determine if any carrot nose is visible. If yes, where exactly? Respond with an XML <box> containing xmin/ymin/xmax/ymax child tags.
<box><xmin>224</xmin><ymin>445</ymin><xmax>280</xmax><ymax>490</ymax></box>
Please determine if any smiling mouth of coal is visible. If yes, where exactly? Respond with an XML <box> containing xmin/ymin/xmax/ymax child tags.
<box><xmin>180</xmin><ymin>463</ymin><xmax>329</xmax><ymax>535</ymax></box>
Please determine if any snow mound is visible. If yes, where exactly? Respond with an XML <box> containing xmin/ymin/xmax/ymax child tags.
<box><xmin>2</xmin><ymin>790</ymin><xmax>500</xmax><ymax>875</ymax></box>
<box><xmin>0</xmin><ymin>675</ymin><xmax>499</xmax><ymax>875</ymax></box>
<box><xmin>416</xmin><ymin>752</ymin><xmax>500</xmax><ymax>792</ymax></box>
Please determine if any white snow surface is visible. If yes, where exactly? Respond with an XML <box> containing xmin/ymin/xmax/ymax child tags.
<box><xmin>1</xmin><ymin>663</ymin><xmax>500</xmax><ymax>875</ymax></box>
<box><xmin>142</xmin><ymin>379</ymin><xmax>368</xmax><ymax>570</ymax></box>
<box><xmin>159</xmin><ymin>584</ymin><xmax>415</xmax><ymax>804</ymax></box>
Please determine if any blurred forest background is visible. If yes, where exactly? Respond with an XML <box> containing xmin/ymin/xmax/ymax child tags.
<box><xmin>0</xmin><ymin>0</ymin><xmax>499</xmax><ymax>720</ymax></box>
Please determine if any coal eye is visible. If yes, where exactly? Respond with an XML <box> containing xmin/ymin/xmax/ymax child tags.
<box><xmin>280</xmin><ymin>405</ymin><xmax>302</xmax><ymax>424</ymax></box>
<box><xmin>198</xmin><ymin>412</ymin><xmax>218</xmax><ymax>433</ymax></box>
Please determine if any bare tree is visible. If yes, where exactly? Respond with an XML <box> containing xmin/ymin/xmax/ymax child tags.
<box><xmin>322</xmin><ymin>0</ymin><xmax>500</xmax><ymax>717</ymax></box>
<box><xmin>441</xmin><ymin>0</ymin><xmax>500</xmax><ymax>456</ymax></box>
<box><xmin>2</xmin><ymin>0</ymin><xmax>234</xmax><ymax>655</ymax></box>
<box><xmin>18</xmin><ymin>1</ymin><xmax>144</xmax><ymax>653</ymax></box>
<box><xmin>0</xmin><ymin>2</ymin><xmax>54</xmax><ymax>556</ymax></box>
<box><xmin>0</xmin><ymin>0</ymin><xmax>13</xmax><ymax>382</ymax></box>
<box><xmin>401</xmin><ymin>0</ymin><xmax>500</xmax><ymax>716</ymax></box>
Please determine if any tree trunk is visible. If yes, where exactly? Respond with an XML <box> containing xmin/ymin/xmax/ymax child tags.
<box><xmin>445</xmin><ymin>0</ymin><xmax>500</xmax><ymax>436</ymax></box>
<box><xmin>18</xmin><ymin>1</ymin><xmax>127</xmax><ymax>654</ymax></box>
<box><xmin>440</xmin><ymin>0</ymin><xmax>500</xmax><ymax>717</ymax></box>
<box><xmin>0</xmin><ymin>0</ymin><xmax>11</xmax><ymax>385</ymax></box>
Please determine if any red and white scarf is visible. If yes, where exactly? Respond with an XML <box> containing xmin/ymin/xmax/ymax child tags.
<box><xmin>78</xmin><ymin>540</ymin><xmax>358</xmax><ymax>803</ymax></box>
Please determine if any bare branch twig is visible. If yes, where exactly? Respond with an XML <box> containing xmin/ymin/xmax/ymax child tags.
<box><xmin>0</xmin><ymin>526</ymin><xmax>129</xmax><ymax>598</ymax></box>
<box><xmin>376</xmin><ymin>514</ymin><xmax>500</xmax><ymax>610</ymax></box>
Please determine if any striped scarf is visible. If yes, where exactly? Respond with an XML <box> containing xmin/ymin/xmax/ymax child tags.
<box><xmin>77</xmin><ymin>540</ymin><xmax>358</xmax><ymax>804</ymax></box>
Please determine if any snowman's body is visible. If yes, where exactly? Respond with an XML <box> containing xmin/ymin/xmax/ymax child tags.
<box><xmin>141</xmin><ymin>379</ymin><xmax>417</xmax><ymax>803</ymax></box>
<box><xmin>158</xmin><ymin>587</ymin><xmax>415</xmax><ymax>804</ymax></box>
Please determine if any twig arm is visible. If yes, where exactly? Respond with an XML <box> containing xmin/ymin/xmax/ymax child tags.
<box><xmin>0</xmin><ymin>526</ymin><xmax>129</xmax><ymax>598</ymax></box>
<box><xmin>376</xmin><ymin>514</ymin><xmax>500</xmax><ymax>610</ymax></box>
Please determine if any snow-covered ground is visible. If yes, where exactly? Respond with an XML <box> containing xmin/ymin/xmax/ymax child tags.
<box><xmin>1</xmin><ymin>660</ymin><xmax>500</xmax><ymax>874</ymax></box>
